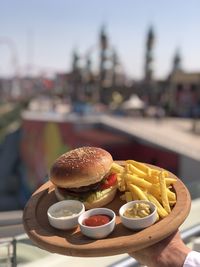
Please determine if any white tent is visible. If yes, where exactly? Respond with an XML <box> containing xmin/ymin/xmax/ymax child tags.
<box><xmin>121</xmin><ymin>94</ymin><xmax>145</xmax><ymax>110</ymax></box>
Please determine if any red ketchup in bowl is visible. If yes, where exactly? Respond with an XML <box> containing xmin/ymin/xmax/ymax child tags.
<box><xmin>83</xmin><ymin>215</ymin><xmax>111</xmax><ymax>227</ymax></box>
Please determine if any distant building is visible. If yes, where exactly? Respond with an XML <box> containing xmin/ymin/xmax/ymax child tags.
<box><xmin>8</xmin><ymin>24</ymin><xmax>198</xmax><ymax>118</ymax></box>
<box><xmin>168</xmin><ymin>70</ymin><xmax>200</xmax><ymax>116</ymax></box>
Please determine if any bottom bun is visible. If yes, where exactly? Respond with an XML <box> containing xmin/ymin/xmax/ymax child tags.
<box><xmin>54</xmin><ymin>186</ymin><xmax>117</xmax><ymax>210</ymax></box>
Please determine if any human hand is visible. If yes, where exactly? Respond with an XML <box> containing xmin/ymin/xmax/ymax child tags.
<box><xmin>129</xmin><ymin>230</ymin><xmax>191</xmax><ymax>267</ymax></box>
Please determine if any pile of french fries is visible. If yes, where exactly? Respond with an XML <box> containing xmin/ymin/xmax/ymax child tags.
<box><xmin>111</xmin><ymin>160</ymin><xmax>177</xmax><ymax>220</ymax></box>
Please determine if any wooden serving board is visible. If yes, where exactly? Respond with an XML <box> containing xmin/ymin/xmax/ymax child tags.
<box><xmin>23</xmin><ymin>162</ymin><xmax>191</xmax><ymax>257</ymax></box>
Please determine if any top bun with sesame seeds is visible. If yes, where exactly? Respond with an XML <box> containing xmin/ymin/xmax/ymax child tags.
<box><xmin>50</xmin><ymin>146</ymin><xmax>113</xmax><ymax>188</ymax></box>
<box><xmin>50</xmin><ymin>146</ymin><xmax>117</xmax><ymax>209</ymax></box>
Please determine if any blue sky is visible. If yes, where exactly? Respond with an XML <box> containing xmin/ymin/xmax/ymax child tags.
<box><xmin>0</xmin><ymin>0</ymin><xmax>200</xmax><ymax>79</ymax></box>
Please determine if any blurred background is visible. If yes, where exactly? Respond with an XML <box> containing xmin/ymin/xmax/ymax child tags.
<box><xmin>0</xmin><ymin>0</ymin><xmax>200</xmax><ymax>266</ymax></box>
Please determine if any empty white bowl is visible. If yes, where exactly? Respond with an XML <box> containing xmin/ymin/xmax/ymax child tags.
<box><xmin>78</xmin><ymin>208</ymin><xmax>116</xmax><ymax>239</ymax></box>
<box><xmin>119</xmin><ymin>200</ymin><xmax>157</xmax><ymax>230</ymax></box>
<box><xmin>47</xmin><ymin>200</ymin><xmax>85</xmax><ymax>230</ymax></box>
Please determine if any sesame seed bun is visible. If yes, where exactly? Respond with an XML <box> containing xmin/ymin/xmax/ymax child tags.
<box><xmin>50</xmin><ymin>146</ymin><xmax>113</xmax><ymax>188</ymax></box>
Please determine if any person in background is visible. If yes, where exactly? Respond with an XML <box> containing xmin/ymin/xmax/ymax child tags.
<box><xmin>129</xmin><ymin>230</ymin><xmax>200</xmax><ymax>267</ymax></box>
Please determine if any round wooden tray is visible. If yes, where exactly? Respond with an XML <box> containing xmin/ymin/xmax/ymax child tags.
<box><xmin>23</xmin><ymin>163</ymin><xmax>191</xmax><ymax>257</ymax></box>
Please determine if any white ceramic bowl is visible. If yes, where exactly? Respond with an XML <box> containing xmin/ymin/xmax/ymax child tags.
<box><xmin>47</xmin><ymin>200</ymin><xmax>85</xmax><ymax>230</ymax></box>
<box><xmin>78</xmin><ymin>208</ymin><xmax>116</xmax><ymax>239</ymax></box>
<box><xmin>119</xmin><ymin>200</ymin><xmax>157</xmax><ymax>230</ymax></box>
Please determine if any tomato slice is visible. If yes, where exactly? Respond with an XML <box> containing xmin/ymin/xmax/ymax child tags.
<box><xmin>100</xmin><ymin>173</ymin><xmax>117</xmax><ymax>190</ymax></box>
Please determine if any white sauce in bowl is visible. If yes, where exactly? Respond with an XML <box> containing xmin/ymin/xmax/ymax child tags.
<box><xmin>52</xmin><ymin>208</ymin><xmax>80</xmax><ymax>218</ymax></box>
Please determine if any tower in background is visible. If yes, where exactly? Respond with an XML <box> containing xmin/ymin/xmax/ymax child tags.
<box><xmin>172</xmin><ymin>49</ymin><xmax>182</xmax><ymax>73</ymax></box>
<box><xmin>70</xmin><ymin>49</ymin><xmax>82</xmax><ymax>102</ymax></box>
<box><xmin>99</xmin><ymin>25</ymin><xmax>109</xmax><ymax>88</ymax></box>
<box><xmin>144</xmin><ymin>26</ymin><xmax>155</xmax><ymax>82</ymax></box>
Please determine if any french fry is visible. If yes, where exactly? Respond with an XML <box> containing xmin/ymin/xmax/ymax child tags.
<box><xmin>163</xmin><ymin>170</ymin><xmax>169</xmax><ymax>177</ymax></box>
<box><xmin>127</xmin><ymin>163</ymin><xmax>148</xmax><ymax>178</ymax></box>
<box><xmin>126</xmin><ymin>174</ymin><xmax>152</xmax><ymax>190</ymax></box>
<box><xmin>166</xmin><ymin>188</ymin><xmax>176</xmax><ymax>201</ymax></box>
<box><xmin>165</xmin><ymin>178</ymin><xmax>177</xmax><ymax>186</ymax></box>
<box><xmin>169</xmin><ymin>200</ymin><xmax>176</xmax><ymax>206</ymax></box>
<box><xmin>142</xmin><ymin>174</ymin><xmax>159</xmax><ymax>184</ymax></box>
<box><xmin>131</xmin><ymin>191</ymin><xmax>139</xmax><ymax>201</ymax></box>
<box><xmin>127</xmin><ymin>184</ymin><xmax>148</xmax><ymax>201</ymax></box>
<box><xmin>159</xmin><ymin>171</ymin><xmax>171</xmax><ymax>213</ymax></box>
<box><xmin>125</xmin><ymin>163</ymin><xmax>130</xmax><ymax>174</ymax></box>
<box><xmin>127</xmin><ymin>159</ymin><xmax>162</xmax><ymax>177</ymax></box>
<box><xmin>111</xmin><ymin>162</ymin><xmax>124</xmax><ymax>173</ymax></box>
<box><xmin>146</xmin><ymin>193</ymin><xmax>168</xmax><ymax>218</ymax></box>
<box><xmin>149</xmin><ymin>183</ymin><xmax>176</xmax><ymax>204</ymax></box>
<box><xmin>149</xmin><ymin>185</ymin><xmax>162</xmax><ymax>202</ymax></box>
<box><xmin>126</xmin><ymin>159</ymin><xmax>150</xmax><ymax>174</ymax></box>
<box><xmin>125</xmin><ymin>191</ymin><xmax>133</xmax><ymax>202</ymax></box>
<box><xmin>126</xmin><ymin>161</ymin><xmax>159</xmax><ymax>183</ymax></box>
<box><xmin>117</xmin><ymin>173</ymin><xmax>126</xmax><ymax>192</ymax></box>
<box><xmin>148</xmin><ymin>168</ymin><xmax>160</xmax><ymax>176</ymax></box>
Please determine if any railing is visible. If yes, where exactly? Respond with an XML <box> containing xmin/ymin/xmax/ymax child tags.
<box><xmin>0</xmin><ymin>237</ymin><xmax>16</xmax><ymax>267</ymax></box>
<box><xmin>0</xmin><ymin>210</ymin><xmax>200</xmax><ymax>267</ymax></box>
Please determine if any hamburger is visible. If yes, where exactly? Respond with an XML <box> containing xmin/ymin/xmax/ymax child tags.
<box><xmin>50</xmin><ymin>146</ymin><xmax>117</xmax><ymax>209</ymax></box>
